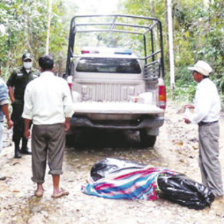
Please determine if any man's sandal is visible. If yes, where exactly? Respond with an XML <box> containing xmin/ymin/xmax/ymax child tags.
<box><xmin>51</xmin><ymin>188</ymin><xmax>69</xmax><ymax>199</ymax></box>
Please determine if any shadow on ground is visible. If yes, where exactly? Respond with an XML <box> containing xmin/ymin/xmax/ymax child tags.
<box><xmin>64</xmin><ymin>129</ymin><xmax>163</xmax><ymax>170</ymax></box>
<box><xmin>66</xmin><ymin>129</ymin><xmax>146</xmax><ymax>149</ymax></box>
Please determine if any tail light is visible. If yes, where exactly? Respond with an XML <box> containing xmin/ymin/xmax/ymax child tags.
<box><xmin>67</xmin><ymin>76</ymin><xmax>72</xmax><ymax>93</ymax></box>
<box><xmin>81</xmin><ymin>50</ymin><xmax>90</xmax><ymax>54</ymax></box>
<box><xmin>81</xmin><ymin>49</ymin><xmax>99</xmax><ymax>54</ymax></box>
<box><xmin>158</xmin><ymin>78</ymin><xmax>166</xmax><ymax>109</ymax></box>
<box><xmin>68</xmin><ymin>83</ymin><xmax>72</xmax><ymax>92</ymax></box>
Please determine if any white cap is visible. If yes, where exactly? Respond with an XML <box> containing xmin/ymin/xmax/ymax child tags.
<box><xmin>188</xmin><ymin>60</ymin><xmax>213</xmax><ymax>76</ymax></box>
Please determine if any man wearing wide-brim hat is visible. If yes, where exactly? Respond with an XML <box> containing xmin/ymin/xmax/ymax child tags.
<box><xmin>184</xmin><ymin>60</ymin><xmax>223</xmax><ymax>198</ymax></box>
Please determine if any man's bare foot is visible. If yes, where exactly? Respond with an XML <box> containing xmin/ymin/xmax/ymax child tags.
<box><xmin>34</xmin><ymin>185</ymin><xmax>44</xmax><ymax>197</ymax></box>
<box><xmin>34</xmin><ymin>189</ymin><xmax>44</xmax><ymax>197</ymax></box>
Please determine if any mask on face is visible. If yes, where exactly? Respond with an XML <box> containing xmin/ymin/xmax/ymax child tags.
<box><xmin>23</xmin><ymin>62</ymin><xmax>32</xmax><ymax>69</ymax></box>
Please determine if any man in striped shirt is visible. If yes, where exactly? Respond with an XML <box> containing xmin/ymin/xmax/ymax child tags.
<box><xmin>0</xmin><ymin>64</ymin><xmax>13</xmax><ymax>180</ymax></box>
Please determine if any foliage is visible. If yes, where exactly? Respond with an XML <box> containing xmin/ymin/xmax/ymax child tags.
<box><xmin>166</xmin><ymin>80</ymin><xmax>196</xmax><ymax>103</ymax></box>
<box><xmin>0</xmin><ymin>0</ymin><xmax>69</xmax><ymax>78</ymax></box>
<box><xmin>1</xmin><ymin>0</ymin><xmax>224</xmax><ymax>103</ymax></box>
<box><xmin>120</xmin><ymin>0</ymin><xmax>224</xmax><ymax>104</ymax></box>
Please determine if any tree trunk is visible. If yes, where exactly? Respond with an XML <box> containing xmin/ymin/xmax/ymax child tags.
<box><xmin>167</xmin><ymin>0</ymin><xmax>175</xmax><ymax>92</ymax></box>
<box><xmin>46</xmin><ymin>0</ymin><xmax>53</xmax><ymax>55</ymax></box>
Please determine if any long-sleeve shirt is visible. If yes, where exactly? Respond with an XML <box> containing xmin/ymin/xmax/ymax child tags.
<box><xmin>189</xmin><ymin>78</ymin><xmax>221</xmax><ymax>124</ymax></box>
<box><xmin>0</xmin><ymin>78</ymin><xmax>9</xmax><ymax>122</ymax></box>
<box><xmin>22</xmin><ymin>71</ymin><xmax>73</xmax><ymax>125</ymax></box>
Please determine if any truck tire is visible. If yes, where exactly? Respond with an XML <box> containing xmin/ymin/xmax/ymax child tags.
<box><xmin>66</xmin><ymin>134</ymin><xmax>75</xmax><ymax>147</ymax></box>
<box><xmin>140</xmin><ymin>130</ymin><xmax>157</xmax><ymax>147</ymax></box>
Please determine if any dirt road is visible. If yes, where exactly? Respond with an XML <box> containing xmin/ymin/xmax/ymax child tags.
<box><xmin>0</xmin><ymin>101</ymin><xmax>224</xmax><ymax>224</ymax></box>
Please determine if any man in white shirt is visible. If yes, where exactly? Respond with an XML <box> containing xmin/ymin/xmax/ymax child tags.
<box><xmin>184</xmin><ymin>60</ymin><xmax>223</xmax><ymax>198</ymax></box>
<box><xmin>22</xmin><ymin>55</ymin><xmax>73</xmax><ymax>198</ymax></box>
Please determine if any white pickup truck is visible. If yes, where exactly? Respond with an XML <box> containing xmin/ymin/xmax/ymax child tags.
<box><xmin>65</xmin><ymin>15</ymin><xmax>166</xmax><ymax>147</ymax></box>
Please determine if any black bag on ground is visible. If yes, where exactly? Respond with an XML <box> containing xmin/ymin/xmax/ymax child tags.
<box><xmin>157</xmin><ymin>174</ymin><xmax>215</xmax><ymax>210</ymax></box>
<box><xmin>90</xmin><ymin>157</ymin><xmax>145</xmax><ymax>181</ymax></box>
<box><xmin>90</xmin><ymin>158</ymin><xmax>214</xmax><ymax>209</ymax></box>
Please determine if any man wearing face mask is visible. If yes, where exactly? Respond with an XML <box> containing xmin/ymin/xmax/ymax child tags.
<box><xmin>7</xmin><ymin>52</ymin><xmax>40</xmax><ymax>158</ymax></box>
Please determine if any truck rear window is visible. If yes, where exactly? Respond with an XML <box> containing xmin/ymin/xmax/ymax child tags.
<box><xmin>76</xmin><ymin>57</ymin><xmax>141</xmax><ymax>74</ymax></box>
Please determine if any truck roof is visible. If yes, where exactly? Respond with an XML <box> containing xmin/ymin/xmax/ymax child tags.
<box><xmin>78</xmin><ymin>53</ymin><xmax>139</xmax><ymax>59</ymax></box>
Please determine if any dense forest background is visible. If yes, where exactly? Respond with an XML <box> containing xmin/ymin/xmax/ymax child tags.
<box><xmin>0</xmin><ymin>0</ymin><xmax>224</xmax><ymax>101</ymax></box>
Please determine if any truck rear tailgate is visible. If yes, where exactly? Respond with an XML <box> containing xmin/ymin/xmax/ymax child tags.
<box><xmin>73</xmin><ymin>102</ymin><xmax>164</xmax><ymax>114</ymax></box>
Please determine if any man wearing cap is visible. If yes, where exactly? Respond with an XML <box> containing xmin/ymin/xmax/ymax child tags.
<box><xmin>184</xmin><ymin>60</ymin><xmax>223</xmax><ymax>198</ymax></box>
<box><xmin>7</xmin><ymin>52</ymin><xmax>40</xmax><ymax>158</ymax></box>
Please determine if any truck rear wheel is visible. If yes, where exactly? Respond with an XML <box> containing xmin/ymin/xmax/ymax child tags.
<box><xmin>140</xmin><ymin>130</ymin><xmax>157</xmax><ymax>147</ymax></box>
<box><xmin>66</xmin><ymin>134</ymin><xmax>75</xmax><ymax>147</ymax></box>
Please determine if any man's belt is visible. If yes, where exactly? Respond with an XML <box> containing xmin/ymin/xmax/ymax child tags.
<box><xmin>198</xmin><ymin>120</ymin><xmax>218</xmax><ymax>126</ymax></box>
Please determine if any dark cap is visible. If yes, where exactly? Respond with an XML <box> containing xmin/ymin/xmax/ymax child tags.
<box><xmin>22</xmin><ymin>52</ymin><xmax>32</xmax><ymax>61</ymax></box>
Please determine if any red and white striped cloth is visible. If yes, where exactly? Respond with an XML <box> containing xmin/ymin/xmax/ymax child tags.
<box><xmin>81</xmin><ymin>166</ymin><xmax>175</xmax><ymax>200</ymax></box>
